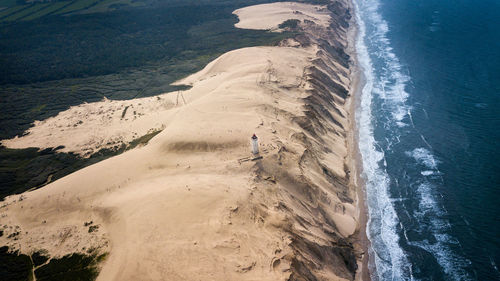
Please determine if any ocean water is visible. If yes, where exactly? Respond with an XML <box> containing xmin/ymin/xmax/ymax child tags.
<box><xmin>353</xmin><ymin>0</ymin><xmax>500</xmax><ymax>280</ymax></box>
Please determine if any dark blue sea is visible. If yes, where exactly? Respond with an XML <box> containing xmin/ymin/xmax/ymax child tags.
<box><xmin>353</xmin><ymin>0</ymin><xmax>500</xmax><ymax>280</ymax></box>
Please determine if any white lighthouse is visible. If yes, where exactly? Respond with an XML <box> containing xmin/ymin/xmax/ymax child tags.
<box><xmin>251</xmin><ymin>134</ymin><xmax>259</xmax><ymax>154</ymax></box>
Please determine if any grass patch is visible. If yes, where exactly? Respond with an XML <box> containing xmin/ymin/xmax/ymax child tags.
<box><xmin>278</xmin><ymin>19</ymin><xmax>300</xmax><ymax>29</ymax></box>
<box><xmin>3</xmin><ymin>3</ymin><xmax>50</xmax><ymax>22</ymax></box>
<box><xmin>0</xmin><ymin>246</ymin><xmax>32</xmax><ymax>281</ymax></box>
<box><xmin>120</xmin><ymin>105</ymin><xmax>129</xmax><ymax>119</ymax></box>
<box><xmin>1</xmin><ymin>246</ymin><xmax>106</xmax><ymax>281</ymax></box>
<box><xmin>0</xmin><ymin>0</ymin><xmax>17</xmax><ymax>8</ymax></box>
<box><xmin>34</xmin><ymin>252</ymin><xmax>106</xmax><ymax>281</ymax></box>
<box><xmin>81</xmin><ymin>0</ymin><xmax>144</xmax><ymax>14</ymax></box>
<box><xmin>32</xmin><ymin>251</ymin><xmax>49</xmax><ymax>267</ymax></box>
<box><xmin>30</xmin><ymin>104</ymin><xmax>46</xmax><ymax>113</ymax></box>
<box><xmin>21</xmin><ymin>1</ymin><xmax>71</xmax><ymax>21</ymax></box>
<box><xmin>54</xmin><ymin>0</ymin><xmax>101</xmax><ymax>15</ymax></box>
<box><xmin>128</xmin><ymin>129</ymin><xmax>162</xmax><ymax>149</ymax></box>
<box><xmin>0</xmin><ymin>5</ymin><xmax>26</xmax><ymax>19</ymax></box>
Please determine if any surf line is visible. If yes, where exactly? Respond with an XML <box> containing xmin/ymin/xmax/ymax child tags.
<box><xmin>353</xmin><ymin>0</ymin><xmax>413</xmax><ymax>279</ymax></box>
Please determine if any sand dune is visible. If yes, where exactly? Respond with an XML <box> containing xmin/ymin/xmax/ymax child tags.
<box><xmin>234</xmin><ymin>2</ymin><xmax>331</xmax><ymax>31</ymax></box>
<box><xmin>0</xmin><ymin>1</ymin><xmax>361</xmax><ymax>280</ymax></box>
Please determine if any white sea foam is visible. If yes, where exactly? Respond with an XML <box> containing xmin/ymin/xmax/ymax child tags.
<box><xmin>354</xmin><ymin>0</ymin><xmax>411</xmax><ymax>279</ymax></box>
<box><xmin>415</xmin><ymin>183</ymin><xmax>441</xmax><ymax>215</ymax></box>
<box><xmin>411</xmin><ymin>183</ymin><xmax>473</xmax><ymax>280</ymax></box>
<box><xmin>354</xmin><ymin>0</ymin><xmax>472</xmax><ymax>279</ymax></box>
<box><xmin>430</xmin><ymin>11</ymin><xmax>441</xmax><ymax>32</ymax></box>
<box><xmin>406</xmin><ymin>148</ymin><xmax>440</xmax><ymax>169</ymax></box>
<box><xmin>420</xmin><ymin>170</ymin><xmax>434</xmax><ymax>176</ymax></box>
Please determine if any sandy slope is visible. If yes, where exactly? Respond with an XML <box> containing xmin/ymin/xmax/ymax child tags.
<box><xmin>1</xmin><ymin>87</ymin><xmax>180</xmax><ymax>157</ymax></box>
<box><xmin>0</xmin><ymin>2</ymin><xmax>361</xmax><ymax>280</ymax></box>
<box><xmin>234</xmin><ymin>2</ymin><xmax>331</xmax><ymax>31</ymax></box>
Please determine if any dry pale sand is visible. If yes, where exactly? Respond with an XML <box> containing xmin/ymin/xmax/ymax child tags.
<box><xmin>233</xmin><ymin>2</ymin><xmax>331</xmax><ymax>31</ymax></box>
<box><xmin>1</xmin><ymin>90</ymin><xmax>181</xmax><ymax>157</ymax></box>
<box><xmin>0</xmin><ymin>1</ymin><xmax>361</xmax><ymax>280</ymax></box>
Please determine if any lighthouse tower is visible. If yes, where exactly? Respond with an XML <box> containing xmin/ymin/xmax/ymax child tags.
<box><xmin>251</xmin><ymin>134</ymin><xmax>259</xmax><ymax>154</ymax></box>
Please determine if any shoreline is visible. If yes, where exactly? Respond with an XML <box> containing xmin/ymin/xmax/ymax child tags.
<box><xmin>350</xmin><ymin>63</ymin><xmax>372</xmax><ymax>281</ymax></box>
<box><xmin>346</xmin><ymin>1</ymin><xmax>372</xmax><ymax>278</ymax></box>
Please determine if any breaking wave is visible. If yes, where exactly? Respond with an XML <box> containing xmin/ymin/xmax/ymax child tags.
<box><xmin>353</xmin><ymin>0</ymin><xmax>411</xmax><ymax>279</ymax></box>
<box><xmin>353</xmin><ymin>0</ymin><xmax>473</xmax><ymax>280</ymax></box>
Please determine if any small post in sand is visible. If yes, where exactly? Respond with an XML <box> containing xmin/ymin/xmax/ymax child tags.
<box><xmin>251</xmin><ymin>134</ymin><xmax>259</xmax><ymax>155</ymax></box>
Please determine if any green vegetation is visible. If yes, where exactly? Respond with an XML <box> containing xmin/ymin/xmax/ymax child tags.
<box><xmin>0</xmin><ymin>0</ymin><xmax>132</xmax><ymax>23</ymax></box>
<box><xmin>30</xmin><ymin>104</ymin><xmax>47</xmax><ymax>113</ymax></box>
<box><xmin>279</xmin><ymin>19</ymin><xmax>301</xmax><ymax>29</ymax></box>
<box><xmin>0</xmin><ymin>0</ymin><xmax>294</xmax><ymax>23</ymax></box>
<box><xmin>128</xmin><ymin>129</ymin><xmax>162</xmax><ymax>149</ymax></box>
<box><xmin>3</xmin><ymin>3</ymin><xmax>49</xmax><ymax>21</ymax></box>
<box><xmin>121</xmin><ymin>106</ymin><xmax>129</xmax><ymax>119</ymax></box>
<box><xmin>0</xmin><ymin>247</ymin><xmax>32</xmax><ymax>281</ymax></box>
<box><xmin>0</xmin><ymin>247</ymin><xmax>106</xmax><ymax>281</ymax></box>
<box><xmin>35</xmin><ymin>253</ymin><xmax>106</xmax><ymax>281</ymax></box>
<box><xmin>82</xmin><ymin>0</ymin><xmax>146</xmax><ymax>14</ymax></box>
<box><xmin>0</xmin><ymin>5</ymin><xmax>26</xmax><ymax>18</ymax></box>
<box><xmin>0</xmin><ymin>0</ymin><xmax>18</xmax><ymax>8</ymax></box>
<box><xmin>54</xmin><ymin>0</ymin><xmax>100</xmax><ymax>15</ymax></box>
<box><xmin>32</xmin><ymin>251</ymin><xmax>49</xmax><ymax>267</ymax></box>
<box><xmin>21</xmin><ymin>1</ymin><xmax>71</xmax><ymax>21</ymax></box>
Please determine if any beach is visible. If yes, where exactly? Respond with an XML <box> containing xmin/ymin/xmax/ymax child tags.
<box><xmin>0</xmin><ymin>1</ymin><xmax>367</xmax><ymax>280</ymax></box>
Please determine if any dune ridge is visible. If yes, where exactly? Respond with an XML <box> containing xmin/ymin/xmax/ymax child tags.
<box><xmin>0</xmin><ymin>1</ymin><xmax>363</xmax><ymax>280</ymax></box>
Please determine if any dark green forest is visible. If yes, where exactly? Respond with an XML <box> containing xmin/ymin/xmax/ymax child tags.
<box><xmin>0</xmin><ymin>246</ymin><xmax>106</xmax><ymax>281</ymax></box>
